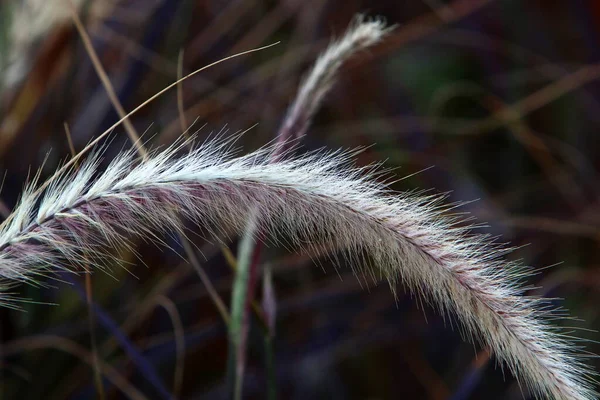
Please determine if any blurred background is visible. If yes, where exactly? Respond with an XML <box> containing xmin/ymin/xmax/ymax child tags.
<box><xmin>0</xmin><ymin>0</ymin><xmax>599</xmax><ymax>399</ymax></box>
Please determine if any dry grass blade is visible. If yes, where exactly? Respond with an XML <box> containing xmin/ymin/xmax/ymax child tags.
<box><xmin>155</xmin><ymin>296</ymin><xmax>185</xmax><ymax>399</ymax></box>
<box><xmin>67</xmin><ymin>0</ymin><xmax>147</xmax><ymax>158</ymax></box>
<box><xmin>177</xmin><ymin>49</ymin><xmax>189</xmax><ymax>138</ymax></box>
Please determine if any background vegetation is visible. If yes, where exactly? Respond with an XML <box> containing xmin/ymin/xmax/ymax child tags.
<box><xmin>0</xmin><ymin>0</ymin><xmax>599</xmax><ymax>399</ymax></box>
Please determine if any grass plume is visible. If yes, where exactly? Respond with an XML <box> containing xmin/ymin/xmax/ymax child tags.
<box><xmin>275</xmin><ymin>15</ymin><xmax>392</xmax><ymax>154</ymax></box>
<box><xmin>0</xmin><ymin>134</ymin><xmax>595</xmax><ymax>399</ymax></box>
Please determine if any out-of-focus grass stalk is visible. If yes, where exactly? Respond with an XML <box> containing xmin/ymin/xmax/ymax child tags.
<box><xmin>84</xmin><ymin>272</ymin><xmax>106</xmax><ymax>400</ymax></box>
<box><xmin>155</xmin><ymin>296</ymin><xmax>185</xmax><ymax>399</ymax></box>
<box><xmin>66</xmin><ymin>0</ymin><xmax>147</xmax><ymax>158</ymax></box>
<box><xmin>177</xmin><ymin>49</ymin><xmax>189</xmax><ymax>137</ymax></box>
<box><xmin>229</xmin><ymin>216</ymin><xmax>260</xmax><ymax>400</ymax></box>
<box><xmin>222</xmin><ymin>244</ymin><xmax>269</xmax><ymax>330</ymax></box>
<box><xmin>262</xmin><ymin>264</ymin><xmax>277</xmax><ymax>400</ymax></box>
<box><xmin>0</xmin><ymin>1</ymin><xmax>13</xmax><ymax>96</ymax></box>
<box><xmin>223</xmin><ymin>244</ymin><xmax>274</xmax><ymax>397</ymax></box>
<box><xmin>264</xmin><ymin>335</ymin><xmax>276</xmax><ymax>400</ymax></box>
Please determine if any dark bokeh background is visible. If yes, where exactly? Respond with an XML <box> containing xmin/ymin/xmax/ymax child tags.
<box><xmin>0</xmin><ymin>0</ymin><xmax>599</xmax><ymax>399</ymax></box>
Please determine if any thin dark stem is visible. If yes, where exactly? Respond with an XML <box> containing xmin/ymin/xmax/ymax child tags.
<box><xmin>264</xmin><ymin>335</ymin><xmax>277</xmax><ymax>400</ymax></box>
<box><xmin>85</xmin><ymin>273</ymin><xmax>106</xmax><ymax>400</ymax></box>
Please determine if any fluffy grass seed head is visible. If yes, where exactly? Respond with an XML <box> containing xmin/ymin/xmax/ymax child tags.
<box><xmin>0</xmin><ymin>137</ymin><xmax>595</xmax><ymax>399</ymax></box>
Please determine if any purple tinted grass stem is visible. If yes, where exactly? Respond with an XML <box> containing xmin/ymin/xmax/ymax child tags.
<box><xmin>449</xmin><ymin>348</ymin><xmax>491</xmax><ymax>400</ymax></box>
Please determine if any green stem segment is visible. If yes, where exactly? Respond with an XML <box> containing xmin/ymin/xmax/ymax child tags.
<box><xmin>229</xmin><ymin>216</ymin><xmax>260</xmax><ymax>400</ymax></box>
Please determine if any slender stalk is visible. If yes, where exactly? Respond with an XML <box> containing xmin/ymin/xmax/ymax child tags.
<box><xmin>221</xmin><ymin>244</ymin><xmax>269</xmax><ymax>330</ymax></box>
<box><xmin>177</xmin><ymin>49</ymin><xmax>189</xmax><ymax>138</ymax></box>
<box><xmin>229</xmin><ymin>216</ymin><xmax>260</xmax><ymax>400</ymax></box>
<box><xmin>264</xmin><ymin>335</ymin><xmax>276</xmax><ymax>400</ymax></box>
<box><xmin>262</xmin><ymin>264</ymin><xmax>277</xmax><ymax>400</ymax></box>
<box><xmin>67</xmin><ymin>1</ymin><xmax>147</xmax><ymax>158</ymax></box>
<box><xmin>84</xmin><ymin>273</ymin><xmax>105</xmax><ymax>400</ymax></box>
<box><xmin>155</xmin><ymin>296</ymin><xmax>185</xmax><ymax>399</ymax></box>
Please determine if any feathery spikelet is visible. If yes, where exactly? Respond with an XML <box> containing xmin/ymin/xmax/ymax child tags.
<box><xmin>0</xmin><ymin>136</ymin><xmax>594</xmax><ymax>399</ymax></box>
<box><xmin>277</xmin><ymin>15</ymin><xmax>392</xmax><ymax>147</ymax></box>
